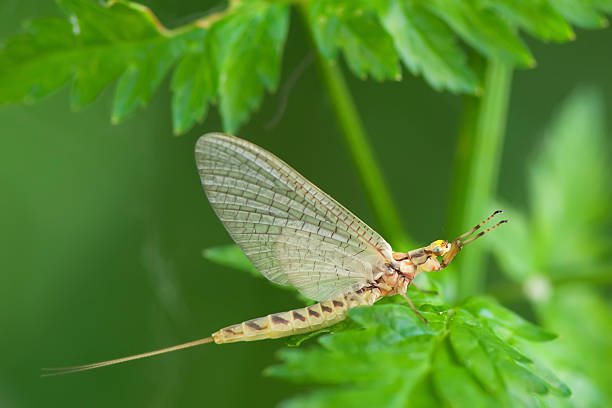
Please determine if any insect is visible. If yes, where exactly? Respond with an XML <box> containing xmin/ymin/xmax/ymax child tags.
<box><xmin>43</xmin><ymin>133</ymin><xmax>506</xmax><ymax>376</ymax></box>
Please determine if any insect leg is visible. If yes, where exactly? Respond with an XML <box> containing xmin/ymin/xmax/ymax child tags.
<box><xmin>399</xmin><ymin>292</ymin><xmax>429</xmax><ymax>325</ymax></box>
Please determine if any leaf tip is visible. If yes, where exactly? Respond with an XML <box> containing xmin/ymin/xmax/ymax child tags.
<box><xmin>172</xmin><ymin>123</ymin><xmax>185</xmax><ymax>137</ymax></box>
<box><xmin>527</xmin><ymin>58</ymin><xmax>537</xmax><ymax>69</ymax></box>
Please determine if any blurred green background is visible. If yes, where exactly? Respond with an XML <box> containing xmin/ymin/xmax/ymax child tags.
<box><xmin>1</xmin><ymin>1</ymin><xmax>611</xmax><ymax>407</ymax></box>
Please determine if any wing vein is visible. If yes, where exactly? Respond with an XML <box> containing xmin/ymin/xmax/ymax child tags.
<box><xmin>195</xmin><ymin>133</ymin><xmax>393</xmax><ymax>301</ymax></box>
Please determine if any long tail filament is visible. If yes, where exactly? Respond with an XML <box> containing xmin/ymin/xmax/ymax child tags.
<box><xmin>42</xmin><ymin>336</ymin><xmax>214</xmax><ymax>376</ymax></box>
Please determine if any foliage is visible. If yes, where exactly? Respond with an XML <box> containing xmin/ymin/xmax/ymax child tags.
<box><xmin>202</xmin><ymin>244</ymin><xmax>259</xmax><ymax>277</ymax></box>
<box><xmin>488</xmin><ymin>88</ymin><xmax>612</xmax><ymax>406</ymax></box>
<box><xmin>1</xmin><ymin>0</ymin><xmax>611</xmax><ymax>133</ymax></box>
<box><xmin>267</xmin><ymin>292</ymin><xmax>568</xmax><ymax>407</ymax></box>
<box><xmin>204</xmin><ymin>247</ymin><xmax>571</xmax><ymax>406</ymax></box>
<box><xmin>0</xmin><ymin>0</ymin><xmax>289</xmax><ymax>134</ymax></box>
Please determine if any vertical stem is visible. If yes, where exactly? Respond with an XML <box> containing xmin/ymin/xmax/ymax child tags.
<box><xmin>447</xmin><ymin>58</ymin><xmax>513</xmax><ymax>300</ymax></box>
<box><xmin>299</xmin><ymin>6</ymin><xmax>411</xmax><ymax>249</ymax></box>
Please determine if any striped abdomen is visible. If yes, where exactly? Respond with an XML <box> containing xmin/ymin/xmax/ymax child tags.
<box><xmin>212</xmin><ymin>290</ymin><xmax>379</xmax><ymax>344</ymax></box>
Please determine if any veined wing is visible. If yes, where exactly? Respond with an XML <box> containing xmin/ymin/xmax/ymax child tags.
<box><xmin>195</xmin><ymin>133</ymin><xmax>393</xmax><ymax>301</ymax></box>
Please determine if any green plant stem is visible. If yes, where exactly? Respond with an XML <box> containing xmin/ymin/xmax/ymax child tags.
<box><xmin>447</xmin><ymin>58</ymin><xmax>513</xmax><ymax>301</ymax></box>
<box><xmin>299</xmin><ymin>6</ymin><xmax>411</xmax><ymax>249</ymax></box>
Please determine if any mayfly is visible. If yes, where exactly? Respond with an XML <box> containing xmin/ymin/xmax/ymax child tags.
<box><xmin>43</xmin><ymin>133</ymin><xmax>507</xmax><ymax>376</ymax></box>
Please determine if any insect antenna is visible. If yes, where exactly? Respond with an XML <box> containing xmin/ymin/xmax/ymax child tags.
<box><xmin>461</xmin><ymin>218</ymin><xmax>508</xmax><ymax>247</ymax></box>
<box><xmin>441</xmin><ymin>210</ymin><xmax>508</xmax><ymax>267</ymax></box>
<box><xmin>42</xmin><ymin>336</ymin><xmax>214</xmax><ymax>377</ymax></box>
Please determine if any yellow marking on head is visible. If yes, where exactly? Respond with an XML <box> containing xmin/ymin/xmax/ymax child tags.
<box><xmin>428</xmin><ymin>239</ymin><xmax>451</xmax><ymax>256</ymax></box>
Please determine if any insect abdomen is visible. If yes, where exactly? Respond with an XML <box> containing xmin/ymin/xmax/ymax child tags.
<box><xmin>212</xmin><ymin>292</ymin><xmax>376</xmax><ymax>344</ymax></box>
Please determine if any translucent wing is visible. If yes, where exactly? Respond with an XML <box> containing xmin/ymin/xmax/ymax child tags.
<box><xmin>195</xmin><ymin>133</ymin><xmax>393</xmax><ymax>301</ymax></box>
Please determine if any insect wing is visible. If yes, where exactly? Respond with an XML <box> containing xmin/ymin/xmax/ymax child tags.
<box><xmin>195</xmin><ymin>133</ymin><xmax>393</xmax><ymax>301</ymax></box>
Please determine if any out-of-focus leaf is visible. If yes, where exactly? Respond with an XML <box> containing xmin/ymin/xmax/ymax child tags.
<box><xmin>532</xmin><ymin>286</ymin><xmax>612</xmax><ymax>404</ymax></box>
<box><xmin>2</xmin><ymin>0</ymin><xmax>612</xmax><ymax>133</ymax></box>
<box><xmin>308</xmin><ymin>0</ymin><xmax>400</xmax><ymax>81</ymax></box>
<box><xmin>202</xmin><ymin>244</ymin><xmax>257</xmax><ymax>276</ymax></box>
<box><xmin>528</xmin><ymin>88</ymin><xmax>610</xmax><ymax>272</ymax></box>
<box><xmin>481</xmin><ymin>0</ymin><xmax>574</xmax><ymax>42</ymax></box>
<box><xmin>0</xmin><ymin>0</ymin><xmax>288</xmax><ymax>134</ymax></box>
<box><xmin>277</xmin><ymin>380</ymin><xmax>412</xmax><ymax>408</ymax></box>
<box><xmin>463</xmin><ymin>296</ymin><xmax>557</xmax><ymax>341</ymax></box>
<box><xmin>170</xmin><ymin>32</ymin><xmax>216</xmax><ymax>135</ymax></box>
<box><xmin>426</xmin><ymin>0</ymin><xmax>534</xmax><ymax>67</ymax></box>
<box><xmin>490</xmin><ymin>88</ymin><xmax>611</xmax><ymax>405</ymax></box>
<box><xmin>0</xmin><ymin>0</ymin><xmax>202</xmax><ymax>124</ymax></box>
<box><xmin>375</xmin><ymin>0</ymin><xmax>478</xmax><ymax>93</ymax></box>
<box><xmin>487</xmin><ymin>204</ymin><xmax>536</xmax><ymax>282</ymax></box>
<box><xmin>526</xmin><ymin>356</ymin><xmax>572</xmax><ymax>397</ymax></box>
<box><xmin>406</xmin><ymin>375</ymin><xmax>443</xmax><ymax>408</ymax></box>
<box><xmin>213</xmin><ymin>1</ymin><xmax>290</xmax><ymax>132</ymax></box>
<box><xmin>491</xmin><ymin>89</ymin><xmax>610</xmax><ymax>283</ymax></box>
<box><xmin>548</xmin><ymin>0</ymin><xmax>610</xmax><ymax>28</ymax></box>
<box><xmin>0</xmin><ymin>18</ymin><xmax>76</xmax><ymax>104</ymax></box>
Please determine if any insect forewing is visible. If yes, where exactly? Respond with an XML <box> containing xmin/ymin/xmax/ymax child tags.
<box><xmin>195</xmin><ymin>133</ymin><xmax>393</xmax><ymax>301</ymax></box>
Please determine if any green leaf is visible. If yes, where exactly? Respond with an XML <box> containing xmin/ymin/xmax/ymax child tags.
<box><xmin>270</xmin><ymin>296</ymin><xmax>569</xmax><ymax>406</ymax></box>
<box><xmin>526</xmin><ymin>356</ymin><xmax>572</xmax><ymax>397</ymax></box>
<box><xmin>2</xmin><ymin>0</ymin><xmax>612</xmax><ymax>133</ymax></box>
<box><xmin>533</xmin><ymin>286</ymin><xmax>612</xmax><ymax>403</ymax></box>
<box><xmin>427</xmin><ymin>0</ymin><xmax>534</xmax><ymax>66</ymax></box>
<box><xmin>491</xmin><ymin>89</ymin><xmax>611</xmax><ymax>286</ymax></box>
<box><xmin>449</xmin><ymin>316</ymin><xmax>504</xmax><ymax>393</ymax></box>
<box><xmin>528</xmin><ymin>87</ymin><xmax>610</xmax><ymax>272</ymax></box>
<box><xmin>56</xmin><ymin>0</ymin><xmax>200</xmax><ymax>120</ymax></box>
<box><xmin>202</xmin><ymin>244</ymin><xmax>258</xmax><ymax>276</ymax></box>
<box><xmin>170</xmin><ymin>31</ymin><xmax>216</xmax><ymax>135</ymax></box>
<box><xmin>0</xmin><ymin>0</ymin><xmax>288</xmax><ymax>134</ymax></box>
<box><xmin>285</xmin><ymin>318</ymin><xmax>356</xmax><ymax>347</ymax></box>
<box><xmin>347</xmin><ymin>303</ymin><xmax>443</xmax><ymax>336</ymax></box>
<box><xmin>375</xmin><ymin>0</ymin><xmax>478</xmax><ymax>93</ymax></box>
<box><xmin>497</xmin><ymin>358</ymin><xmax>550</xmax><ymax>395</ymax></box>
<box><xmin>0</xmin><ymin>0</ymin><xmax>201</xmax><ymax>120</ymax></box>
<box><xmin>481</xmin><ymin>0</ymin><xmax>574</xmax><ymax>42</ymax></box>
<box><xmin>308</xmin><ymin>0</ymin><xmax>401</xmax><ymax>81</ymax></box>
<box><xmin>213</xmin><ymin>1</ymin><xmax>290</xmax><ymax>132</ymax></box>
<box><xmin>548</xmin><ymin>0</ymin><xmax>610</xmax><ymax>28</ymax></box>
<box><xmin>487</xmin><ymin>204</ymin><xmax>537</xmax><ymax>282</ymax></box>
<box><xmin>489</xmin><ymin>87</ymin><xmax>611</xmax><ymax>406</ymax></box>
<box><xmin>405</xmin><ymin>374</ymin><xmax>444</xmax><ymax>408</ymax></box>
<box><xmin>462</xmin><ymin>296</ymin><xmax>557</xmax><ymax>341</ymax></box>
<box><xmin>276</xmin><ymin>379</ymin><xmax>413</xmax><ymax>408</ymax></box>
<box><xmin>0</xmin><ymin>17</ymin><xmax>76</xmax><ymax>103</ymax></box>
<box><xmin>433</xmin><ymin>340</ymin><xmax>496</xmax><ymax>407</ymax></box>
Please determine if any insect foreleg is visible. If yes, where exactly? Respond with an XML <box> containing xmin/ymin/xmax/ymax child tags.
<box><xmin>399</xmin><ymin>292</ymin><xmax>429</xmax><ymax>325</ymax></box>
